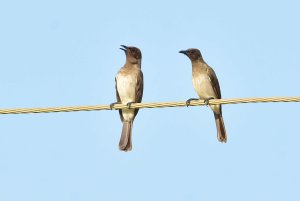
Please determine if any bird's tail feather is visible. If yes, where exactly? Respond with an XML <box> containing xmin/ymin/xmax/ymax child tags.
<box><xmin>119</xmin><ymin>121</ymin><xmax>133</xmax><ymax>151</ymax></box>
<box><xmin>214</xmin><ymin>113</ymin><xmax>227</xmax><ymax>143</ymax></box>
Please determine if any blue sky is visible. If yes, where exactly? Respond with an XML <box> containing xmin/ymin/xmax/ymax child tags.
<box><xmin>0</xmin><ymin>0</ymin><xmax>300</xmax><ymax>200</ymax></box>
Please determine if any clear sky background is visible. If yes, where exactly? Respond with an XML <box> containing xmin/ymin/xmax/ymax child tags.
<box><xmin>0</xmin><ymin>0</ymin><xmax>300</xmax><ymax>200</ymax></box>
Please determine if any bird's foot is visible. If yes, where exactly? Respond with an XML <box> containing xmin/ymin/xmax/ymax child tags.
<box><xmin>204</xmin><ymin>97</ymin><xmax>215</xmax><ymax>106</ymax></box>
<box><xmin>110</xmin><ymin>102</ymin><xmax>120</xmax><ymax>110</ymax></box>
<box><xmin>186</xmin><ymin>98</ymin><xmax>199</xmax><ymax>107</ymax></box>
<box><xmin>126</xmin><ymin>101</ymin><xmax>135</xmax><ymax>109</ymax></box>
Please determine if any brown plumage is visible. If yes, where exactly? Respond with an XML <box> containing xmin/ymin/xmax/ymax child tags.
<box><xmin>179</xmin><ymin>48</ymin><xmax>227</xmax><ymax>143</ymax></box>
<box><xmin>113</xmin><ymin>45</ymin><xmax>144</xmax><ymax>151</ymax></box>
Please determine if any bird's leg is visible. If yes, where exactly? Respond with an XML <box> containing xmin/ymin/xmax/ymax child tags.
<box><xmin>110</xmin><ymin>102</ymin><xmax>121</xmax><ymax>110</ymax></box>
<box><xmin>186</xmin><ymin>98</ymin><xmax>199</xmax><ymax>107</ymax></box>
<box><xmin>204</xmin><ymin>97</ymin><xmax>215</xmax><ymax>106</ymax></box>
<box><xmin>126</xmin><ymin>101</ymin><xmax>135</xmax><ymax>109</ymax></box>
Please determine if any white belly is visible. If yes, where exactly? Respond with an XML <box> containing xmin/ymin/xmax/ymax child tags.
<box><xmin>116</xmin><ymin>73</ymin><xmax>137</xmax><ymax>121</ymax></box>
<box><xmin>116</xmin><ymin>74</ymin><xmax>136</xmax><ymax>103</ymax></box>
<box><xmin>192</xmin><ymin>73</ymin><xmax>216</xmax><ymax>99</ymax></box>
<box><xmin>192</xmin><ymin>73</ymin><xmax>220</xmax><ymax>113</ymax></box>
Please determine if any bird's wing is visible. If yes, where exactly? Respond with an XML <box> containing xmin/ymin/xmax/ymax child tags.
<box><xmin>207</xmin><ymin>65</ymin><xmax>221</xmax><ymax>99</ymax></box>
<box><xmin>115</xmin><ymin>77</ymin><xmax>124</xmax><ymax>122</ymax></box>
<box><xmin>133</xmin><ymin>70</ymin><xmax>144</xmax><ymax>119</ymax></box>
<box><xmin>207</xmin><ymin>65</ymin><xmax>222</xmax><ymax>112</ymax></box>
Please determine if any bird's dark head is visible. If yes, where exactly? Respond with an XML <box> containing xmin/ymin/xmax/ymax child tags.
<box><xmin>120</xmin><ymin>45</ymin><xmax>142</xmax><ymax>64</ymax></box>
<box><xmin>179</xmin><ymin>48</ymin><xmax>203</xmax><ymax>61</ymax></box>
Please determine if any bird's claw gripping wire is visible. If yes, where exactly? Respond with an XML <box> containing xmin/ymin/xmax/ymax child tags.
<box><xmin>126</xmin><ymin>102</ymin><xmax>135</xmax><ymax>109</ymax></box>
<box><xmin>204</xmin><ymin>97</ymin><xmax>215</xmax><ymax>106</ymax></box>
<box><xmin>110</xmin><ymin>102</ymin><xmax>120</xmax><ymax>110</ymax></box>
<box><xmin>186</xmin><ymin>98</ymin><xmax>199</xmax><ymax>107</ymax></box>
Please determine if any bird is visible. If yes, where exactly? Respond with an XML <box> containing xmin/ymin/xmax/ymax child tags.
<box><xmin>179</xmin><ymin>48</ymin><xmax>227</xmax><ymax>143</ymax></box>
<box><xmin>110</xmin><ymin>45</ymin><xmax>144</xmax><ymax>151</ymax></box>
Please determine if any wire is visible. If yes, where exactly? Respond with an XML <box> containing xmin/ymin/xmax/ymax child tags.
<box><xmin>0</xmin><ymin>96</ymin><xmax>299</xmax><ymax>115</ymax></box>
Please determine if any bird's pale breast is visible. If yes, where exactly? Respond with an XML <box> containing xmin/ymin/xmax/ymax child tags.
<box><xmin>116</xmin><ymin>74</ymin><xmax>136</xmax><ymax>103</ymax></box>
<box><xmin>192</xmin><ymin>72</ymin><xmax>220</xmax><ymax>113</ymax></box>
<box><xmin>116</xmin><ymin>69</ymin><xmax>138</xmax><ymax>121</ymax></box>
<box><xmin>192</xmin><ymin>73</ymin><xmax>216</xmax><ymax>99</ymax></box>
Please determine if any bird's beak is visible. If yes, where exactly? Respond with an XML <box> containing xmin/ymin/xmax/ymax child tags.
<box><xmin>120</xmin><ymin>45</ymin><xmax>128</xmax><ymax>52</ymax></box>
<box><xmin>179</xmin><ymin>50</ymin><xmax>187</xmax><ymax>55</ymax></box>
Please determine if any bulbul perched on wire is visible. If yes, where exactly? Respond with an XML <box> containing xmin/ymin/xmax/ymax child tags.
<box><xmin>179</xmin><ymin>48</ymin><xmax>227</xmax><ymax>143</ymax></box>
<box><xmin>110</xmin><ymin>45</ymin><xmax>144</xmax><ymax>151</ymax></box>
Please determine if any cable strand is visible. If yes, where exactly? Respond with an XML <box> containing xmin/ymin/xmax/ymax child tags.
<box><xmin>0</xmin><ymin>96</ymin><xmax>300</xmax><ymax>115</ymax></box>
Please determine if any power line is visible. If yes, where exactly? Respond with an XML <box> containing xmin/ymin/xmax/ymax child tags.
<box><xmin>0</xmin><ymin>96</ymin><xmax>299</xmax><ymax>115</ymax></box>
